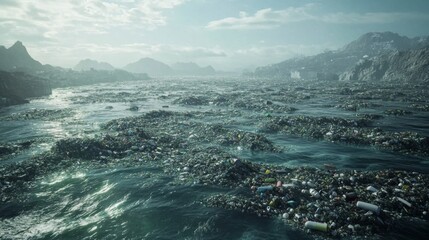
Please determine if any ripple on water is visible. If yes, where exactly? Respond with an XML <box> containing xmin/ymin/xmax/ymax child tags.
<box><xmin>2</xmin><ymin>79</ymin><xmax>429</xmax><ymax>239</ymax></box>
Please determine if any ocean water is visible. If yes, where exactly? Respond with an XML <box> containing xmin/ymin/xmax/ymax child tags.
<box><xmin>1</xmin><ymin>77</ymin><xmax>428</xmax><ymax>239</ymax></box>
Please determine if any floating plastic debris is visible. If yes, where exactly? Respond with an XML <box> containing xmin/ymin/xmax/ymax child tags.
<box><xmin>396</xmin><ymin>197</ymin><xmax>412</xmax><ymax>207</ymax></box>
<box><xmin>304</xmin><ymin>221</ymin><xmax>328</xmax><ymax>232</ymax></box>
<box><xmin>366</xmin><ymin>186</ymin><xmax>378</xmax><ymax>192</ymax></box>
<box><xmin>256</xmin><ymin>186</ymin><xmax>273</xmax><ymax>193</ymax></box>
<box><xmin>356</xmin><ymin>201</ymin><xmax>381</xmax><ymax>215</ymax></box>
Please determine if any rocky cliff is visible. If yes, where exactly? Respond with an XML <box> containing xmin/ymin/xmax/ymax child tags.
<box><xmin>340</xmin><ymin>46</ymin><xmax>429</xmax><ymax>83</ymax></box>
<box><xmin>0</xmin><ymin>71</ymin><xmax>52</xmax><ymax>107</ymax></box>
<box><xmin>250</xmin><ymin>32</ymin><xmax>429</xmax><ymax>80</ymax></box>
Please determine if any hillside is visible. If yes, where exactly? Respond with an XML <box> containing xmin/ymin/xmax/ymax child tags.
<box><xmin>0</xmin><ymin>41</ymin><xmax>44</xmax><ymax>72</ymax></box>
<box><xmin>123</xmin><ymin>58</ymin><xmax>173</xmax><ymax>76</ymax></box>
<box><xmin>340</xmin><ymin>46</ymin><xmax>429</xmax><ymax>83</ymax></box>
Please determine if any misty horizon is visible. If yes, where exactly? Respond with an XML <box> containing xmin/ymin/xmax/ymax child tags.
<box><xmin>1</xmin><ymin>0</ymin><xmax>429</xmax><ymax>72</ymax></box>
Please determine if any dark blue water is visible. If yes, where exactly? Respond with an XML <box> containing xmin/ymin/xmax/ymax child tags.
<box><xmin>1</xmin><ymin>78</ymin><xmax>428</xmax><ymax>239</ymax></box>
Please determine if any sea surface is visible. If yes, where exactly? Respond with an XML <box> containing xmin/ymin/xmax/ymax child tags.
<box><xmin>0</xmin><ymin>77</ymin><xmax>428</xmax><ymax>239</ymax></box>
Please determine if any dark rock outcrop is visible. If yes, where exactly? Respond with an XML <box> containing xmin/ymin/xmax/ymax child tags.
<box><xmin>340</xmin><ymin>46</ymin><xmax>429</xmax><ymax>83</ymax></box>
<box><xmin>0</xmin><ymin>71</ymin><xmax>51</xmax><ymax>107</ymax></box>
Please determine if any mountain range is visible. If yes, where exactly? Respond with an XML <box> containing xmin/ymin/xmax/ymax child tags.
<box><xmin>0</xmin><ymin>41</ymin><xmax>218</xmax><ymax>77</ymax></box>
<box><xmin>73</xmin><ymin>57</ymin><xmax>217</xmax><ymax>76</ymax></box>
<box><xmin>1</xmin><ymin>30</ymin><xmax>429</xmax><ymax>97</ymax></box>
<box><xmin>250</xmin><ymin>31</ymin><xmax>429</xmax><ymax>81</ymax></box>
<box><xmin>0</xmin><ymin>42</ymin><xmax>147</xmax><ymax>107</ymax></box>
<box><xmin>0</xmin><ymin>40</ymin><xmax>219</xmax><ymax>107</ymax></box>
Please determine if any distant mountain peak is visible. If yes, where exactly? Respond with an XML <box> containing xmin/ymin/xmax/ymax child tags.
<box><xmin>360</xmin><ymin>31</ymin><xmax>400</xmax><ymax>39</ymax></box>
<box><xmin>136</xmin><ymin>57</ymin><xmax>162</xmax><ymax>63</ymax></box>
<box><xmin>0</xmin><ymin>41</ymin><xmax>43</xmax><ymax>71</ymax></box>
<box><xmin>123</xmin><ymin>57</ymin><xmax>173</xmax><ymax>75</ymax></box>
<box><xmin>12</xmin><ymin>40</ymin><xmax>24</xmax><ymax>47</ymax></box>
<box><xmin>343</xmin><ymin>31</ymin><xmax>413</xmax><ymax>54</ymax></box>
<box><xmin>9</xmin><ymin>41</ymin><xmax>30</xmax><ymax>55</ymax></box>
<box><xmin>74</xmin><ymin>59</ymin><xmax>115</xmax><ymax>71</ymax></box>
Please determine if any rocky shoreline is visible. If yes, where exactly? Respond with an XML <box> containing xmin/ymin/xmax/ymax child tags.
<box><xmin>0</xmin><ymin>71</ymin><xmax>52</xmax><ymax>108</ymax></box>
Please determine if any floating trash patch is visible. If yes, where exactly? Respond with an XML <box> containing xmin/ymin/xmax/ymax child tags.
<box><xmin>384</xmin><ymin>109</ymin><xmax>413</xmax><ymax>116</ymax></box>
<box><xmin>410</xmin><ymin>104</ymin><xmax>429</xmax><ymax>112</ymax></box>
<box><xmin>335</xmin><ymin>100</ymin><xmax>381</xmax><ymax>112</ymax></box>
<box><xmin>1</xmin><ymin>78</ymin><xmax>429</xmax><ymax>239</ymax></box>
<box><xmin>201</xmin><ymin>165</ymin><xmax>429</xmax><ymax>239</ymax></box>
<box><xmin>259</xmin><ymin>115</ymin><xmax>429</xmax><ymax>156</ymax></box>
<box><xmin>0</xmin><ymin>140</ymin><xmax>34</xmax><ymax>159</ymax></box>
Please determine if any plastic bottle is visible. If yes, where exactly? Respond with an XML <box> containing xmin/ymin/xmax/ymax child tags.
<box><xmin>287</xmin><ymin>200</ymin><xmax>297</xmax><ymax>207</ymax></box>
<box><xmin>282</xmin><ymin>183</ymin><xmax>296</xmax><ymax>188</ymax></box>
<box><xmin>344</xmin><ymin>192</ymin><xmax>357</xmax><ymax>201</ymax></box>
<box><xmin>366</xmin><ymin>186</ymin><xmax>378</xmax><ymax>192</ymax></box>
<box><xmin>304</xmin><ymin>221</ymin><xmax>328</xmax><ymax>232</ymax></box>
<box><xmin>257</xmin><ymin>186</ymin><xmax>273</xmax><ymax>193</ymax></box>
<box><xmin>264</xmin><ymin>178</ymin><xmax>276</xmax><ymax>183</ymax></box>
<box><xmin>356</xmin><ymin>201</ymin><xmax>380</xmax><ymax>214</ymax></box>
<box><xmin>309</xmin><ymin>189</ymin><xmax>320</xmax><ymax>198</ymax></box>
<box><xmin>396</xmin><ymin>197</ymin><xmax>412</xmax><ymax>207</ymax></box>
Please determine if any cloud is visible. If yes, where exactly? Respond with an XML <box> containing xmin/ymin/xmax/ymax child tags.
<box><xmin>322</xmin><ymin>12</ymin><xmax>429</xmax><ymax>24</ymax></box>
<box><xmin>0</xmin><ymin>0</ymin><xmax>187</xmax><ymax>43</ymax></box>
<box><xmin>79</xmin><ymin>43</ymin><xmax>227</xmax><ymax>58</ymax></box>
<box><xmin>164</xmin><ymin>46</ymin><xmax>227</xmax><ymax>58</ymax></box>
<box><xmin>206</xmin><ymin>5</ymin><xmax>315</xmax><ymax>30</ymax></box>
<box><xmin>206</xmin><ymin>5</ymin><xmax>429</xmax><ymax>30</ymax></box>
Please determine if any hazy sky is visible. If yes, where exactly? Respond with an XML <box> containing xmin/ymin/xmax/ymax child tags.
<box><xmin>1</xmin><ymin>0</ymin><xmax>429</xmax><ymax>71</ymax></box>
